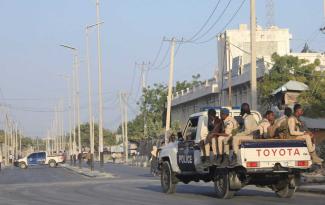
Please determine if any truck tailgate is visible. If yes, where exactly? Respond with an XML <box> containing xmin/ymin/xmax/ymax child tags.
<box><xmin>239</xmin><ymin>140</ymin><xmax>312</xmax><ymax>170</ymax></box>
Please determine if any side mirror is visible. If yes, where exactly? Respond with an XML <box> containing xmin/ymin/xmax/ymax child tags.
<box><xmin>177</xmin><ymin>132</ymin><xmax>184</xmax><ymax>141</ymax></box>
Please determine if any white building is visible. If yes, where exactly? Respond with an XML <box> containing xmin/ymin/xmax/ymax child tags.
<box><xmin>171</xmin><ymin>24</ymin><xmax>325</xmax><ymax>129</ymax></box>
<box><xmin>217</xmin><ymin>24</ymin><xmax>292</xmax><ymax>106</ymax></box>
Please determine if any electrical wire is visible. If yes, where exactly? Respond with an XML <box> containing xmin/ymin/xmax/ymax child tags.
<box><xmin>149</xmin><ymin>43</ymin><xmax>182</xmax><ymax>71</ymax></box>
<box><xmin>187</xmin><ymin>0</ymin><xmax>222</xmax><ymax>42</ymax></box>
<box><xmin>191</xmin><ymin>0</ymin><xmax>246</xmax><ymax>44</ymax></box>
<box><xmin>149</xmin><ymin>43</ymin><xmax>171</xmax><ymax>70</ymax></box>
<box><xmin>150</xmin><ymin>40</ymin><xmax>165</xmax><ymax>68</ymax></box>
<box><xmin>191</xmin><ymin>0</ymin><xmax>232</xmax><ymax>43</ymax></box>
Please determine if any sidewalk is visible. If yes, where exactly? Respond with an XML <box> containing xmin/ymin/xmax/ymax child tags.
<box><xmin>61</xmin><ymin>163</ymin><xmax>115</xmax><ymax>179</ymax></box>
<box><xmin>298</xmin><ymin>171</ymin><xmax>325</xmax><ymax>194</ymax></box>
<box><xmin>298</xmin><ymin>184</ymin><xmax>325</xmax><ymax>194</ymax></box>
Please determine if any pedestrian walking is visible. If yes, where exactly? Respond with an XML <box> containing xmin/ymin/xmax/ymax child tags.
<box><xmin>112</xmin><ymin>152</ymin><xmax>116</xmax><ymax>164</ymax></box>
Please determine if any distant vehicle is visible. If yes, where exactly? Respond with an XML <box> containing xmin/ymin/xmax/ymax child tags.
<box><xmin>158</xmin><ymin>108</ymin><xmax>312</xmax><ymax>199</ymax></box>
<box><xmin>15</xmin><ymin>151</ymin><xmax>65</xmax><ymax>169</ymax></box>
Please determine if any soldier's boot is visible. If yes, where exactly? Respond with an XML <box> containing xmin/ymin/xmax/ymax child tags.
<box><xmin>200</xmin><ymin>156</ymin><xmax>206</xmax><ymax>163</ymax></box>
<box><xmin>211</xmin><ymin>155</ymin><xmax>217</xmax><ymax>166</ymax></box>
<box><xmin>221</xmin><ymin>154</ymin><xmax>230</xmax><ymax>167</ymax></box>
<box><xmin>310</xmin><ymin>151</ymin><xmax>324</xmax><ymax>165</ymax></box>
<box><xmin>200</xmin><ymin>156</ymin><xmax>211</xmax><ymax>167</ymax></box>
<box><xmin>229</xmin><ymin>154</ymin><xmax>238</xmax><ymax>167</ymax></box>
<box><xmin>215</xmin><ymin>155</ymin><xmax>223</xmax><ymax>166</ymax></box>
<box><xmin>205</xmin><ymin>156</ymin><xmax>212</xmax><ymax>167</ymax></box>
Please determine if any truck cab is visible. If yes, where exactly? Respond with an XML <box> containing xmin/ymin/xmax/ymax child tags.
<box><xmin>158</xmin><ymin>107</ymin><xmax>312</xmax><ymax>199</ymax></box>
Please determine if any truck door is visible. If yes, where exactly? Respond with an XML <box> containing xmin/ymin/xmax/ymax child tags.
<box><xmin>37</xmin><ymin>152</ymin><xmax>46</xmax><ymax>165</ymax></box>
<box><xmin>27</xmin><ymin>153</ymin><xmax>38</xmax><ymax>165</ymax></box>
<box><xmin>177</xmin><ymin>117</ymin><xmax>199</xmax><ymax>172</ymax></box>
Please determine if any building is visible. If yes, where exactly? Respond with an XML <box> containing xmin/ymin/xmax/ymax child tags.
<box><xmin>218</xmin><ymin>24</ymin><xmax>292</xmax><ymax>107</ymax></box>
<box><xmin>171</xmin><ymin>24</ymin><xmax>325</xmax><ymax>129</ymax></box>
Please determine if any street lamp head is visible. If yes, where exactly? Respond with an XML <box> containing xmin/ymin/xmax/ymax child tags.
<box><xmin>86</xmin><ymin>21</ymin><xmax>104</xmax><ymax>30</ymax></box>
<box><xmin>59</xmin><ymin>44</ymin><xmax>77</xmax><ymax>50</ymax></box>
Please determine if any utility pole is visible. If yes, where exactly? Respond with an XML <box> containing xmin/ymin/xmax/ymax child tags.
<box><xmin>227</xmin><ymin>40</ymin><xmax>232</xmax><ymax>107</ymax></box>
<box><xmin>19</xmin><ymin>128</ymin><xmax>22</xmax><ymax>157</ymax></box>
<box><xmin>4</xmin><ymin>114</ymin><xmax>8</xmax><ymax>165</ymax></box>
<box><xmin>250</xmin><ymin>0</ymin><xmax>257</xmax><ymax>110</ymax></box>
<box><xmin>36</xmin><ymin>137</ymin><xmax>39</xmax><ymax>152</ymax></box>
<box><xmin>14</xmin><ymin>124</ymin><xmax>18</xmax><ymax>159</ymax></box>
<box><xmin>60</xmin><ymin>100</ymin><xmax>64</xmax><ymax>152</ymax></box>
<box><xmin>119</xmin><ymin>92</ymin><xmax>125</xmax><ymax>150</ymax></box>
<box><xmin>10</xmin><ymin>120</ymin><xmax>13</xmax><ymax>162</ymax></box>
<box><xmin>121</xmin><ymin>92</ymin><xmax>129</xmax><ymax>164</ymax></box>
<box><xmin>136</xmin><ymin>62</ymin><xmax>150</xmax><ymax>138</ymax></box>
<box><xmin>75</xmin><ymin>56</ymin><xmax>81</xmax><ymax>154</ymax></box>
<box><xmin>96</xmin><ymin>0</ymin><xmax>104</xmax><ymax>167</ymax></box>
<box><xmin>321</xmin><ymin>0</ymin><xmax>325</xmax><ymax>33</ymax></box>
<box><xmin>61</xmin><ymin>75</ymin><xmax>73</xmax><ymax>156</ymax></box>
<box><xmin>119</xmin><ymin>92</ymin><xmax>129</xmax><ymax>163</ymax></box>
<box><xmin>72</xmin><ymin>63</ymin><xmax>77</xmax><ymax>156</ymax></box>
<box><xmin>164</xmin><ymin>37</ymin><xmax>184</xmax><ymax>143</ymax></box>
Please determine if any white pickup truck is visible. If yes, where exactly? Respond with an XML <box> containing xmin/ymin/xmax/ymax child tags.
<box><xmin>158</xmin><ymin>108</ymin><xmax>312</xmax><ymax>199</ymax></box>
<box><xmin>16</xmin><ymin>151</ymin><xmax>65</xmax><ymax>169</ymax></box>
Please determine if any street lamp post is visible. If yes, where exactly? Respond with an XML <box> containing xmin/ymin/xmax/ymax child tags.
<box><xmin>85</xmin><ymin>21</ymin><xmax>104</xmax><ymax>170</ymax></box>
<box><xmin>60</xmin><ymin>75</ymin><xmax>73</xmax><ymax>157</ymax></box>
<box><xmin>96</xmin><ymin>0</ymin><xmax>104</xmax><ymax>167</ymax></box>
<box><xmin>60</xmin><ymin>45</ymin><xmax>81</xmax><ymax>157</ymax></box>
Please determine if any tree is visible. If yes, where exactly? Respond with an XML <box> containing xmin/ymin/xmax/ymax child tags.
<box><xmin>121</xmin><ymin>74</ymin><xmax>202</xmax><ymax>141</ymax></box>
<box><xmin>76</xmin><ymin>123</ymin><xmax>117</xmax><ymax>150</ymax></box>
<box><xmin>258</xmin><ymin>53</ymin><xmax>325</xmax><ymax>117</ymax></box>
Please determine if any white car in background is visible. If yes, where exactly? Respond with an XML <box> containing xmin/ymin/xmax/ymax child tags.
<box><xmin>15</xmin><ymin>151</ymin><xmax>65</xmax><ymax>169</ymax></box>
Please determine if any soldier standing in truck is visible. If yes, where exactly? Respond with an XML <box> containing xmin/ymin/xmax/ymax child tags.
<box><xmin>288</xmin><ymin>104</ymin><xmax>323</xmax><ymax>165</ymax></box>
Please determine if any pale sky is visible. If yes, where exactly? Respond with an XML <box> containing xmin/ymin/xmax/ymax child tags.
<box><xmin>0</xmin><ymin>0</ymin><xmax>324</xmax><ymax>137</ymax></box>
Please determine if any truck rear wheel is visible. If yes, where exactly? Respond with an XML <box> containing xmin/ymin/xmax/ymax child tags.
<box><xmin>274</xmin><ymin>177</ymin><xmax>296</xmax><ymax>198</ymax></box>
<box><xmin>19</xmin><ymin>162</ymin><xmax>27</xmax><ymax>169</ymax></box>
<box><xmin>214</xmin><ymin>172</ymin><xmax>235</xmax><ymax>199</ymax></box>
<box><xmin>161</xmin><ymin>161</ymin><xmax>176</xmax><ymax>194</ymax></box>
<box><xmin>49</xmin><ymin>160</ymin><xmax>57</xmax><ymax>168</ymax></box>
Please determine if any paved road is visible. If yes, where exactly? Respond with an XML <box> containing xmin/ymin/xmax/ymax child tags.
<box><xmin>0</xmin><ymin>164</ymin><xmax>324</xmax><ymax>205</ymax></box>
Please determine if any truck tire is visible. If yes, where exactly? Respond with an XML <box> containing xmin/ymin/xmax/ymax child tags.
<box><xmin>274</xmin><ymin>178</ymin><xmax>296</xmax><ymax>198</ymax></box>
<box><xmin>49</xmin><ymin>160</ymin><xmax>57</xmax><ymax>168</ymax></box>
<box><xmin>214</xmin><ymin>172</ymin><xmax>235</xmax><ymax>199</ymax></box>
<box><xmin>19</xmin><ymin>162</ymin><xmax>27</xmax><ymax>169</ymax></box>
<box><xmin>161</xmin><ymin>161</ymin><xmax>176</xmax><ymax>194</ymax></box>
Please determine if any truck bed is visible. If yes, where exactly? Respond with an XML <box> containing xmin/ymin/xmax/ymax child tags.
<box><xmin>239</xmin><ymin>139</ymin><xmax>312</xmax><ymax>172</ymax></box>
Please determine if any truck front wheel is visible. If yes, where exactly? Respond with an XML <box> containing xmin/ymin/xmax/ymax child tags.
<box><xmin>161</xmin><ymin>161</ymin><xmax>176</xmax><ymax>194</ymax></box>
<box><xmin>49</xmin><ymin>160</ymin><xmax>57</xmax><ymax>168</ymax></box>
<box><xmin>214</xmin><ymin>172</ymin><xmax>235</xmax><ymax>199</ymax></box>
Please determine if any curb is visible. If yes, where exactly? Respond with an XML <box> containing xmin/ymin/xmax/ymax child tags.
<box><xmin>297</xmin><ymin>186</ymin><xmax>325</xmax><ymax>194</ymax></box>
<box><xmin>61</xmin><ymin>164</ymin><xmax>115</xmax><ymax>179</ymax></box>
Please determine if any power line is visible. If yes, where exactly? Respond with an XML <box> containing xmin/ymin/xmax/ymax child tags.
<box><xmin>191</xmin><ymin>0</ymin><xmax>232</xmax><ymax>43</ymax></box>
<box><xmin>190</xmin><ymin>0</ymin><xmax>247</xmax><ymax>44</ymax></box>
<box><xmin>187</xmin><ymin>0</ymin><xmax>222</xmax><ymax>41</ymax></box>
<box><xmin>149</xmin><ymin>43</ymin><xmax>182</xmax><ymax>71</ymax></box>
<box><xmin>149</xmin><ymin>43</ymin><xmax>171</xmax><ymax>70</ymax></box>
<box><xmin>129</xmin><ymin>62</ymin><xmax>137</xmax><ymax>95</ymax></box>
<box><xmin>150</xmin><ymin>39</ymin><xmax>165</xmax><ymax>68</ymax></box>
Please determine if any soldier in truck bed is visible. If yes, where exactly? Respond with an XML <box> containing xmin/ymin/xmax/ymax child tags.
<box><xmin>287</xmin><ymin>104</ymin><xmax>323</xmax><ymax>165</ymax></box>
<box><xmin>200</xmin><ymin>109</ymin><xmax>225</xmax><ymax>166</ymax></box>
